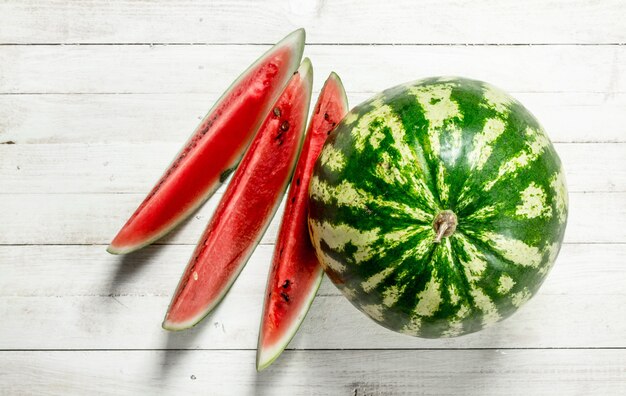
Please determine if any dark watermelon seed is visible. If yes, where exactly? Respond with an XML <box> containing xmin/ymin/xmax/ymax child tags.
<box><xmin>220</xmin><ymin>167</ymin><xmax>235</xmax><ymax>182</ymax></box>
<box><xmin>280</xmin><ymin>121</ymin><xmax>290</xmax><ymax>131</ymax></box>
<box><xmin>280</xmin><ymin>292</ymin><xmax>290</xmax><ymax>302</ymax></box>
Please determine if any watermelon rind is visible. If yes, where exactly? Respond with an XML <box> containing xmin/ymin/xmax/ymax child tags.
<box><xmin>256</xmin><ymin>72</ymin><xmax>348</xmax><ymax>371</ymax></box>
<box><xmin>107</xmin><ymin>28</ymin><xmax>305</xmax><ymax>255</ymax></box>
<box><xmin>256</xmin><ymin>268</ymin><xmax>323</xmax><ymax>371</ymax></box>
<box><xmin>162</xmin><ymin>58</ymin><xmax>314</xmax><ymax>331</ymax></box>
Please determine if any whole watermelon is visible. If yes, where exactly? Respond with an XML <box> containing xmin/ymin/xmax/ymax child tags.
<box><xmin>308</xmin><ymin>77</ymin><xmax>568</xmax><ymax>338</ymax></box>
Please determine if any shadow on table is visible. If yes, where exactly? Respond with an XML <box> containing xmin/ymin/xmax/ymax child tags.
<box><xmin>250</xmin><ymin>312</ymin><xmax>323</xmax><ymax>395</ymax></box>
<box><xmin>251</xmin><ymin>349</ymin><xmax>301</xmax><ymax>396</ymax></box>
<box><xmin>105</xmin><ymin>206</ymin><xmax>204</xmax><ymax>296</ymax></box>
<box><xmin>248</xmin><ymin>321</ymin><xmax>507</xmax><ymax>395</ymax></box>
<box><xmin>158</xmin><ymin>315</ymin><xmax>213</xmax><ymax>378</ymax></box>
<box><xmin>104</xmin><ymin>210</ymin><xmax>213</xmax><ymax>377</ymax></box>
<box><xmin>107</xmin><ymin>245</ymin><xmax>162</xmax><ymax>297</ymax></box>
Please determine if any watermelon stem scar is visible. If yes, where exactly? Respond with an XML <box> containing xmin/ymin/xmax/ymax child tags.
<box><xmin>433</xmin><ymin>210</ymin><xmax>457</xmax><ymax>243</ymax></box>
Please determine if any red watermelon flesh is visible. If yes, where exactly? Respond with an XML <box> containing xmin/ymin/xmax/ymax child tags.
<box><xmin>256</xmin><ymin>73</ymin><xmax>348</xmax><ymax>370</ymax></box>
<box><xmin>107</xmin><ymin>29</ymin><xmax>305</xmax><ymax>255</ymax></box>
<box><xmin>162</xmin><ymin>59</ymin><xmax>314</xmax><ymax>331</ymax></box>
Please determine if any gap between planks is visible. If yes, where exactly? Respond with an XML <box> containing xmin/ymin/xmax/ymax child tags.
<box><xmin>1</xmin><ymin>347</ymin><xmax>625</xmax><ymax>352</ymax></box>
<box><xmin>1</xmin><ymin>243</ymin><xmax>624</xmax><ymax>350</ymax></box>
<box><xmin>0</xmin><ymin>242</ymin><xmax>623</xmax><ymax>246</ymax></box>
<box><xmin>0</xmin><ymin>43</ymin><xmax>625</xmax><ymax>46</ymax></box>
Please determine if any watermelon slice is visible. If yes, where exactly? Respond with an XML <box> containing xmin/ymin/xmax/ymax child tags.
<box><xmin>256</xmin><ymin>73</ymin><xmax>349</xmax><ymax>370</ymax></box>
<box><xmin>162</xmin><ymin>59</ymin><xmax>314</xmax><ymax>331</ymax></box>
<box><xmin>107</xmin><ymin>29</ymin><xmax>305</xmax><ymax>255</ymax></box>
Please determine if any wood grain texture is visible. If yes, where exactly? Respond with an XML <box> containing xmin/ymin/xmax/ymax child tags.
<box><xmin>2</xmin><ymin>93</ymin><xmax>625</xmax><ymax>144</ymax></box>
<box><xmin>1</xmin><ymin>0</ymin><xmax>625</xmax><ymax>44</ymax></box>
<box><xmin>2</xmin><ymin>244</ymin><xmax>623</xmax><ymax>298</ymax></box>
<box><xmin>1</xmin><ymin>350</ymin><xmax>625</xmax><ymax>395</ymax></box>
<box><xmin>0</xmin><ymin>244</ymin><xmax>624</xmax><ymax>350</ymax></box>
<box><xmin>0</xmin><ymin>192</ymin><xmax>623</xmax><ymax>245</ymax></box>
<box><xmin>1</xmin><ymin>0</ymin><xmax>625</xmax><ymax>393</ymax></box>
<box><xmin>1</xmin><ymin>45</ymin><xmax>624</xmax><ymax>94</ymax></box>
<box><xmin>2</xmin><ymin>143</ymin><xmax>624</xmax><ymax>193</ymax></box>
<box><xmin>9</xmin><ymin>293</ymin><xmax>626</xmax><ymax>350</ymax></box>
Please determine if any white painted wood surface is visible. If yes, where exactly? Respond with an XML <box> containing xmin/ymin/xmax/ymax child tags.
<box><xmin>1</xmin><ymin>0</ymin><xmax>624</xmax><ymax>44</ymax></box>
<box><xmin>1</xmin><ymin>1</ymin><xmax>625</xmax><ymax>394</ymax></box>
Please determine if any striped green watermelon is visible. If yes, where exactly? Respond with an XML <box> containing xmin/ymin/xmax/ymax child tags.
<box><xmin>308</xmin><ymin>77</ymin><xmax>568</xmax><ymax>338</ymax></box>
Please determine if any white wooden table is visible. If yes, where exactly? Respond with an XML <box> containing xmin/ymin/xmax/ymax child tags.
<box><xmin>1</xmin><ymin>1</ymin><xmax>625</xmax><ymax>394</ymax></box>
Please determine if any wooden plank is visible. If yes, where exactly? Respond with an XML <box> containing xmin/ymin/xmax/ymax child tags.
<box><xmin>1</xmin><ymin>45</ymin><xmax>625</xmax><ymax>94</ymax></box>
<box><xmin>1</xmin><ymin>142</ymin><xmax>622</xmax><ymax>194</ymax></box>
<box><xmin>0</xmin><ymin>291</ymin><xmax>622</xmax><ymax>350</ymax></box>
<box><xmin>1</xmin><ymin>2</ymin><xmax>622</xmax><ymax>394</ymax></box>
<box><xmin>0</xmin><ymin>244</ymin><xmax>624</xmax><ymax>350</ymax></box>
<box><xmin>1</xmin><ymin>0</ymin><xmax>625</xmax><ymax>44</ymax></box>
<box><xmin>1</xmin><ymin>244</ymin><xmax>623</xmax><ymax>299</ymax></box>
<box><xmin>0</xmin><ymin>192</ymin><xmax>622</xmax><ymax>245</ymax></box>
<box><xmin>1</xmin><ymin>350</ymin><xmax>625</xmax><ymax>395</ymax></box>
<box><xmin>2</xmin><ymin>93</ymin><xmax>625</xmax><ymax>144</ymax></box>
